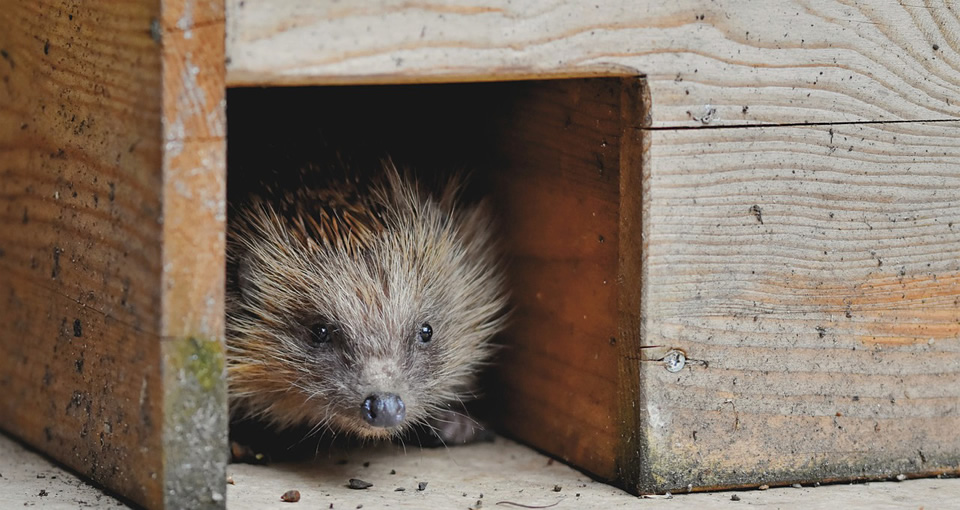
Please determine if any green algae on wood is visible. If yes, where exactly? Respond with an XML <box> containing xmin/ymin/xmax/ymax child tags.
<box><xmin>162</xmin><ymin>336</ymin><xmax>228</xmax><ymax>509</ymax></box>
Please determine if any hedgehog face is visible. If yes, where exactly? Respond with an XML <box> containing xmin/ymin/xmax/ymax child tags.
<box><xmin>226</xmin><ymin>171</ymin><xmax>508</xmax><ymax>440</ymax></box>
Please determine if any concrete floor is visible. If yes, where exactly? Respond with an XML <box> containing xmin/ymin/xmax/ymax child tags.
<box><xmin>2</xmin><ymin>432</ymin><xmax>958</xmax><ymax>509</ymax></box>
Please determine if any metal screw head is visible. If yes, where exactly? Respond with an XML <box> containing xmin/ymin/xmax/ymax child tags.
<box><xmin>663</xmin><ymin>350</ymin><xmax>686</xmax><ymax>373</ymax></box>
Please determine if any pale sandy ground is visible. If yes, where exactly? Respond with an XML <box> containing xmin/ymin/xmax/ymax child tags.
<box><xmin>2</xmin><ymin>432</ymin><xmax>957</xmax><ymax>509</ymax></box>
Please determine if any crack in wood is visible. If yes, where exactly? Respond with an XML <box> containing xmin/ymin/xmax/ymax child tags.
<box><xmin>641</xmin><ymin>118</ymin><xmax>960</xmax><ymax>131</ymax></box>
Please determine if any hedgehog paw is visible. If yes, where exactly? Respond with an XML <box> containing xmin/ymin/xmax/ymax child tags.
<box><xmin>412</xmin><ymin>408</ymin><xmax>495</xmax><ymax>447</ymax></box>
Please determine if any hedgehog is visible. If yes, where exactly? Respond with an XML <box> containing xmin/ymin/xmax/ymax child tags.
<box><xmin>225</xmin><ymin>161</ymin><xmax>508</xmax><ymax>444</ymax></box>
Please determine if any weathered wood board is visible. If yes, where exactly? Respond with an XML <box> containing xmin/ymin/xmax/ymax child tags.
<box><xmin>633</xmin><ymin>119</ymin><xmax>960</xmax><ymax>491</ymax></box>
<box><xmin>225</xmin><ymin>0</ymin><xmax>960</xmax><ymax>127</ymax></box>
<box><xmin>0</xmin><ymin>1</ymin><xmax>227</xmax><ymax>508</ymax></box>
<box><xmin>483</xmin><ymin>78</ymin><xmax>639</xmax><ymax>481</ymax></box>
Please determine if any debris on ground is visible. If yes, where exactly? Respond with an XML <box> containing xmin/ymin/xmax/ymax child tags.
<box><xmin>494</xmin><ymin>501</ymin><xmax>560</xmax><ymax>508</ymax></box>
<box><xmin>640</xmin><ymin>492</ymin><xmax>673</xmax><ymax>499</ymax></box>
<box><xmin>348</xmin><ymin>479</ymin><xmax>373</xmax><ymax>490</ymax></box>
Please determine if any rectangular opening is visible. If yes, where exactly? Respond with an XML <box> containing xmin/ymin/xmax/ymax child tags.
<box><xmin>225</xmin><ymin>77</ymin><xmax>645</xmax><ymax>490</ymax></box>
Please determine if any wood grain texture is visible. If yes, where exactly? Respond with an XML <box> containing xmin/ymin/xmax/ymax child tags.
<box><xmin>615</xmin><ymin>76</ymin><xmax>651</xmax><ymax>491</ymax></box>
<box><xmin>159</xmin><ymin>0</ymin><xmax>229</xmax><ymax>507</ymax></box>
<box><xmin>0</xmin><ymin>2</ymin><xmax>166</xmax><ymax>505</ymax></box>
<box><xmin>633</xmin><ymin>119</ymin><xmax>960</xmax><ymax>492</ymax></box>
<box><xmin>225</xmin><ymin>0</ymin><xmax>960</xmax><ymax>127</ymax></box>
<box><xmin>485</xmin><ymin>78</ymin><xmax>628</xmax><ymax>480</ymax></box>
<box><xmin>0</xmin><ymin>1</ymin><xmax>227</xmax><ymax>508</ymax></box>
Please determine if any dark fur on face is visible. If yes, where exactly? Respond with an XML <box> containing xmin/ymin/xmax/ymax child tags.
<box><xmin>226</xmin><ymin>162</ymin><xmax>508</xmax><ymax>440</ymax></box>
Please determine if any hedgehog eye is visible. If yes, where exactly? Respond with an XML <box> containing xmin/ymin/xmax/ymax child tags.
<box><xmin>308</xmin><ymin>322</ymin><xmax>332</xmax><ymax>346</ymax></box>
<box><xmin>417</xmin><ymin>323</ymin><xmax>433</xmax><ymax>343</ymax></box>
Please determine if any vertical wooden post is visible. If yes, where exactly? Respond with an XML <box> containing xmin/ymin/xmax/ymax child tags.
<box><xmin>0</xmin><ymin>1</ymin><xmax>227</xmax><ymax>508</ymax></box>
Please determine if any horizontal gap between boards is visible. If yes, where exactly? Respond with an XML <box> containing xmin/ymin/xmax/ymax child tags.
<box><xmin>641</xmin><ymin>118</ymin><xmax>960</xmax><ymax>131</ymax></box>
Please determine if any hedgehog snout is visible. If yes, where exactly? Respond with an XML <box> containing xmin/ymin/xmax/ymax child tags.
<box><xmin>360</xmin><ymin>393</ymin><xmax>406</xmax><ymax>428</ymax></box>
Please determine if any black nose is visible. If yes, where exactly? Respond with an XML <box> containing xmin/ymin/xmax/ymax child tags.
<box><xmin>361</xmin><ymin>393</ymin><xmax>406</xmax><ymax>428</ymax></box>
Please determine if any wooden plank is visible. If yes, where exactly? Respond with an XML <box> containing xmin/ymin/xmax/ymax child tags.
<box><xmin>630</xmin><ymin>120</ymin><xmax>960</xmax><ymax>492</ymax></box>
<box><xmin>0</xmin><ymin>1</ymin><xmax>227</xmax><ymax>508</ymax></box>
<box><xmin>484</xmin><ymin>78</ymin><xmax>632</xmax><ymax>480</ymax></box>
<box><xmin>615</xmin><ymin>76</ymin><xmax>651</xmax><ymax>492</ymax></box>
<box><xmin>225</xmin><ymin>0</ymin><xmax>960</xmax><ymax>127</ymax></box>
<box><xmin>158</xmin><ymin>0</ymin><xmax>229</xmax><ymax>506</ymax></box>
<box><xmin>0</xmin><ymin>2</ymin><xmax>166</xmax><ymax>505</ymax></box>
<box><xmin>219</xmin><ymin>438</ymin><xmax>960</xmax><ymax>510</ymax></box>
